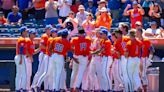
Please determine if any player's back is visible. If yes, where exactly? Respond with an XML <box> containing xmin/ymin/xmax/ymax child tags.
<box><xmin>52</xmin><ymin>37</ymin><xmax>71</xmax><ymax>56</ymax></box>
<box><xmin>26</xmin><ymin>38</ymin><xmax>35</xmax><ymax>55</ymax></box>
<box><xmin>71</xmin><ymin>36</ymin><xmax>91</xmax><ymax>55</ymax></box>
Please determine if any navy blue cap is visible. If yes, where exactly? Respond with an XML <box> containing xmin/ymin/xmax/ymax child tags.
<box><xmin>132</xmin><ymin>1</ymin><xmax>138</xmax><ymax>5</ymax></box>
<box><xmin>45</xmin><ymin>24</ymin><xmax>53</xmax><ymax>29</ymax></box>
<box><xmin>61</xmin><ymin>29</ymin><xmax>69</xmax><ymax>36</ymax></box>
<box><xmin>56</xmin><ymin>24</ymin><xmax>63</xmax><ymax>29</ymax></box>
<box><xmin>150</xmin><ymin>21</ymin><xmax>157</xmax><ymax>26</ymax></box>
<box><xmin>19</xmin><ymin>26</ymin><xmax>28</xmax><ymax>33</ymax></box>
<box><xmin>50</xmin><ymin>28</ymin><xmax>58</xmax><ymax>33</ymax></box>
<box><xmin>100</xmin><ymin>29</ymin><xmax>108</xmax><ymax>35</ymax></box>
<box><xmin>29</xmin><ymin>29</ymin><xmax>36</xmax><ymax>34</ymax></box>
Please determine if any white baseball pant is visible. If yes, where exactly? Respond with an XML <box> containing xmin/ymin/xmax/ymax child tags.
<box><xmin>120</xmin><ymin>56</ymin><xmax>130</xmax><ymax>92</ymax></box>
<box><xmin>31</xmin><ymin>52</ymin><xmax>45</xmax><ymax>87</ymax></box>
<box><xmin>88</xmin><ymin>55</ymin><xmax>102</xmax><ymax>90</ymax></box>
<box><xmin>141</xmin><ymin>57</ymin><xmax>151</xmax><ymax>86</ymax></box>
<box><xmin>44</xmin><ymin>56</ymin><xmax>55</xmax><ymax>90</ymax></box>
<box><xmin>59</xmin><ymin>68</ymin><xmax>67</xmax><ymax>90</ymax></box>
<box><xmin>14</xmin><ymin>55</ymin><xmax>27</xmax><ymax>90</ymax></box>
<box><xmin>70</xmin><ymin>60</ymin><xmax>79</xmax><ymax>89</ymax></box>
<box><xmin>82</xmin><ymin>65</ymin><xmax>90</xmax><ymax>90</ymax></box>
<box><xmin>101</xmin><ymin>56</ymin><xmax>113</xmax><ymax>91</ymax></box>
<box><xmin>25</xmin><ymin>57</ymin><xmax>32</xmax><ymax>91</ymax></box>
<box><xmin>127</xmin><ymin>57</ymin><xmax>142</xmax><ymax>91</ymax></box>
<box><xmin>36</xmin><ymin>54</ymin><xmax>50</xmax><ymax>87</ymax></box>
<box><xmin>112</xmin><ymin>59</ymin><xmax>123</xmax><ymax>91</ymax></box>
<box><xmin>53</xmin><ymin>53</ymin><xmax>65</xmax><ymax>91</ymax></box>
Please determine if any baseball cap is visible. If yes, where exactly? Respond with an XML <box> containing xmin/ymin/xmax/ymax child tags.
<box><xmin>88</xmin><ymin>0</ymin><xmax>93</xmax><ymax>2</ymax></box>
<box><xmin>61</xmin><ymin>29</ymin><xmax>69</xmax><ymax>36</ymax></box>
<box><xmin>100</xmin><ymin>26</ymin><xmax>108</xmax><ymax>30</ymax></box>
<box><xmin>56</xmin><ymin>24</ymin><xmax>63</xmax><ymax>29</ymax></box>
<box><xmin>45</xmin><ymin>24</ymin><xmax>53</xmax><ymax>29</ymax></box>
<box><xmin>100</xmin><ymin>29</ymin><xmax>108</xmax><ymax>35</ymax></box>
<box><xmin>78</xmin><ymin>5</ymin><xmax>85</xmax><ymax>10</ymax></box>
<box><xmin>99</xmin><ymin>0</ymin><xmax>107</xmax><ymax>4</ymax></box>
<box><xmin>150</xmin><ymin>21</ymin><xmax>157</xmax><ymax>26</ymax></box>
<box><xmin>132</xmin><ymin>1</ymin><xmax>138</xmax><ymax>5</ymax></box>
<box><xmin>29</xmin><ymin>29</ymin><xmax>36</xmax><ymax>34</ymax></box>
<box><xmin>19</xmin><ymin>26</ymin><xmax>28</xmax><ymax>33</ymax></box>
<box><xmin>135</xmin><ymin>21</ymin><xmax>142</xmax><ymax>26</ymax></box>
<box><xmin>114</xmin><ymin>29</ymin><xmax>123</xmax><ymax>34</ymax></box>
<box><xmin>50</xmin><ymin>28</ymin><xmax>58</xmax><ymax>33</ymax></box>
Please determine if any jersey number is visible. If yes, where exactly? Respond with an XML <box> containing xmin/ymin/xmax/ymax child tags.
<box><xmin>54</xmin><ymin>43</ymin><xmax>64</xmax><ymax>52</ymax></box>
<box><xmin>80</xmin><ymin>42</ymin><xmax>87</xmax><ymax>51</ymax></box>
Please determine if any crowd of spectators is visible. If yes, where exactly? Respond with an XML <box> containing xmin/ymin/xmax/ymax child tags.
<box><xmin>0</xmin><ymin>0</ymin><xmax>163</xmax><ymax>38</ymax></box>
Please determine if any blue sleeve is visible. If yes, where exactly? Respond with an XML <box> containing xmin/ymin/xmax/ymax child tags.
<box><xmin>7</xmin><ymin>13</ymin><xmax>11</xmax><ymax>22</ymax></box>
<box><xmin>18</xmin><ymin>13</ymin><xmax>22</xmax><ymax>19</ymax></box>
<box><xmin>19</xmin><ymin>46</ymin><xmax>24</xmax><ymax>54</ymax></box>
<box><xmin>67</xmin><ymin>51</ymin><xmax>73</xmax><ymax>59</ymax></box>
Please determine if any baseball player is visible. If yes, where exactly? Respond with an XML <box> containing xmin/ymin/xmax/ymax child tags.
<box><xmin>14</xmin><ymin>26</ymin><xmax>28</xmax><ymax>92</ymax></box>
<box><xmin>51</xmin><ymin>29</ymin><xmax>71</xmax><ymax>92</ymax></box>
<box><xmin>88</xmin><ymin>28</ymin><xmax>103</xmax><ymax>91</ymax></box>
<box><xmin>110</xmin><ymin>31</ymin><xmax>123</xmax><ymax>91</ymax></box>
<box><xmin>44</xmin><ymin>28</ymin><xmax>58</xmax><ymax>91</ymax></box>
<box><xmin>136</xmin><ymin>28</ymin><xmax>155</xmax><ymax>92</ymax></box>
<box><xmin>25</xmin><ymin>29</ymin><xmax>40</xmax><ymax>91</ymax></box>
<box><xmin>114</xmin><ymin>29</ymin><xmax>131</xmax><ymax>92</ymax></box>
<box><xmin>125</xmin><ymin>30</ymin><xmax>142</xmax><ymax>91</ymax></box>
<box><xmin>31</xmin><ymin>25</ymin><xmax>52</xmax><ymax>91</ymax></box>
<box><xmin>70</xmin><ymin>28</ymin><xmax>91</xmax><ymax>92</ymax></box>
<box><xmin>99</xmin><ymin>29</ymin><xmax>113</xmax><ymax>91</ymax></box>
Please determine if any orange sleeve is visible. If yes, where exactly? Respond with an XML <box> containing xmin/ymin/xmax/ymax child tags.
<box><xmin>95</xmin><ymin>16</ymin><xmax>101</xmax><ymax>27</ymax></box>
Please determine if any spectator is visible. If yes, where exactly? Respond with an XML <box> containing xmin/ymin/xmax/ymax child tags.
<box><xmin>7</xmin><ymin>5</ymin><xmax>22</xmax><ymax>25</ymax></box>
<box><xmin>1</xmin><ymin>0</ymin><xmax>15</xmax><ymax>18</ymax></box>
<box><xmin>118</xmin><ymin>22</ymin><xmax>129</xmax><ymax>36</ymax></box>
<box><xmin>63</xmin><ymin>11</ymin><xmax>78</xmax><ymax>37</ymax></box>
<box><xmin>45</xmin><ymin>0</ymin><xmax>58</xmax><ymax>25</ymax></box>
<box><xmin>95</xmin><ymin>0</ymin><xmax>110</xmax><ymax>17</ymax></box>
<box><xmin>123</xmin><ymin>1</ymin><xmax>145</xmax><ymax>28</ymax></box>
<box><xmin>76</xmin><ymin>5</ymin><xmax>88</xmax><ymax>27</ymax></box>
<box><xmin>82</xmin><ymin>13</ymin><xmax>95</xmax><ymax>36</ymax></box>
<box><xmin>0</xmin><ymin>12</ymin><xmax>7</xmax><ymax>25</ymax></box>
<box><xmin>142</xmin><ymin>0</ymin><xmax>153</xmax><ymax>18</ymax></box>
<box><xmin>58</xmin><ymin>0</ymin><xmax>72</xmax><ymax>22</ymax></box>
<box><xmin>144</xmin><ymin>21</ymin><xmax>161</xmax><ymax>38</ymax></box>
<box><xmin>17</xmin><ymin>0</ymin><xmax>34</xmax><ymax>20</ymax></box>
<box><xmin>149</xmin><ymin>3</ymin><xmax>162</xmax><ymax>27</ymax></box>
<box><xmin>156</xmin><ymin>0</ymin><xmax>164</xmax><ymax>27</ymax></box>
<box><xmin>95</xmin><ymin>7</ymin><xmax>112</xmax><ymax>31</ymax></box>
<box><xmin>71</xmin><ymin>0</ymin><xmax>81</xmax><ymax>13</ymax></box>
<box><xmin>33</xmin><ymin>0</ymin><xmax>46</xmax><ymax>21</ymax></box>
<box><xmin>108</xmin><ymin>0</ymin><xmax>121</xmax><ymax>20</ymax></box>
<box><xmin>85</xmin><ymin>0</ymin><xmax>96</xmax><ymax>16</ymax></box>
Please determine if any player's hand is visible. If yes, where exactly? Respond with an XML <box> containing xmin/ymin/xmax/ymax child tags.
<box><xmin>30</xmin><ymin>56</ymin><xmax>34</xmax><ymax>62</ymax></box>
<box><xmin>127</xmin><ymin>4</ymin><xmax>131</xmax><ymax>9</ymax></box>
<box><xmin>69</xmin><ymin>62</ymin><xmax>73</xmax><ymax>69</ymax></box>
<box><xmin>73</xmin><ymin>57</ymin><xmax>79</xmax><ymax>64</ymax></box>
<box><xmin>19</xmin><ymin>59</ymin><xmax>22</xmax><ymax>65</ymax></box>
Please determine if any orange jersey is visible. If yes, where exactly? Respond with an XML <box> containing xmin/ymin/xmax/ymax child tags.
<box><xmin>34</xmin><ymin>0</ymin><xmax>45</xmax><ymax>9</ymax></box>
<box><xmin>114</xmin><ymin>36</ymin><xmax>130</xmax><ymax>56</ymax></box>
<box><xmin>128</xmin><ymin>9</ymin><xmax>143</xmax><ymax>28</ymax></box>
<box><xmin>46</xmin><ymin>37</ymin><xmax>54</xmax><ymax>56</ymax></box>
<box><xmin>71</xmin><ymin>36</ymin><xmax>91</xmax><ymax>55</ymax></box>
<box><xmin>52</xmin><ymin>37</ymin><xmax>71</xmax><ymax>56</ymax></box>
<box><xmin>26</xmin><ymin>38</ymin><xmax>35</xmax><ymax>55</ymax></box>
<box><xmin>16</xmin><ymin>37</ymin><xmax>27</xmax><ymax>55</ymax></box>
<box><xmin>111</xmin><ymin>46</ymin><xmax>119</xmax><ymax>59</ymax></box>
<box><xmin>40</xmin><ymin>33</ymin><xmax>49</xmax><ymax>53</ymax></box>
<box><xmin>140</xmin><ymin>38</ymin><xmax>151</xmax><ymax>57</ymax></box>
<box><xmin>95</xmin><ymin>15</ymin><xmax>112</xmax><ymax>31</ymax></box>
<box><xmin>126</xmin><ymin>39</ymin><xmax>142</xmax><ymax>57</ymax></box>
<box><xmin>100</xmin><ymin>39</ymin><xmax>112</xmax><ymax>56</ymax></box>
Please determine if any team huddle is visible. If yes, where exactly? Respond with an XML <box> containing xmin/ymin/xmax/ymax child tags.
<box><xmin>14</xmin><ymin>24</ymin><xmax>154</xmax><ymax>92</ymax></box>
